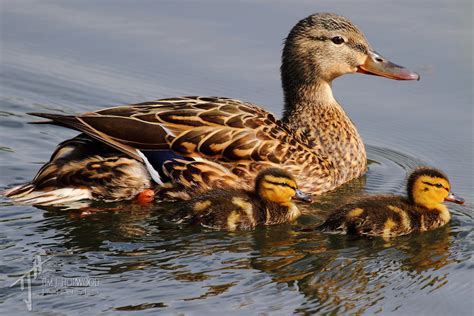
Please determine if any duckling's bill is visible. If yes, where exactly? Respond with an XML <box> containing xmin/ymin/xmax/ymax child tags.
<box><xmin>445</xmin><ymin>192</ymin><xmax>464</xmax><ymax>204</ymax></box>
<box><xmin>294</xmin><ymin>189</ymin><xmax>312</xmax><ymax>203</ymax></box>
<box><xmin>357</xmin><ymin>49</ymin><xmax>420</xmax><ymax>81</ymax></box>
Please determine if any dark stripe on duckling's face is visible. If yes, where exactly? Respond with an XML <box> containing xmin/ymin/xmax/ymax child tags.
<box><xmin>407</xmin><ymin>168</ymin><xmax>449</xmax><ymax>197</ymax></box>
<box><xmin>255</xmin><ymin>168</ymin><xmax>311</xmax><ymax>203</ymax></box>
<box><xmin>265</xmin><ymin>179</ymin><xmax>297</xmax><ymax>190</ymax></box>
<box><xmin>260</xmin><ymin>176</ymin><xmax>312</xmax><ymax>203</ymax></box>
<box><xmin>259</xmin><ymin>176</ymin><xmax>296</xmax><ymax>204</ymax></box>
<box><xmin>422</xmin><ymin>181</ymin><xmax>449</xmax><ymax>192</ymax></box>
<box><xmin>411</xmin><ymin>173</ymin><xmax>453</xmax><ymax>208</ymax></box>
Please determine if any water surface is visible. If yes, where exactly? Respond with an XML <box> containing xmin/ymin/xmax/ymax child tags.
<box><xmin>1</xmin><ymin>0</ymin><xmax>473</xmax><ymax>314</ymax></box>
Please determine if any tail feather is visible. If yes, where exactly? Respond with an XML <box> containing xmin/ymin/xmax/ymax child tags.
<box><xmin>4</xmin><ymin>183</ymin><xmax>35</xmax><ymax>198</ymax></box>
<box><xmin>27</xmin><ymin>112</ymin><xmax>142</xmax><ymax>161</ymax></box>
<box><xmin>4</xmin><ymin>184</ymin><xmax>92</xmax><ymax>206</ymax></box>
<box><xmin>28</xmin><ymin>112</ymin><xmax>78</xmax><ymax>125</ymax></box>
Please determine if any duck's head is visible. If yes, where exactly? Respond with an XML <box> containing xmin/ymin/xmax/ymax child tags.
<box><xmin>407</xmin><ymin>167</ymin><xmax>464</xmax><ymax>210</ymax></box>
<box><xmin>255</xmin><ymin>168</ymin><xmax>312</xmax><ymax>204</ymax></box>
<box><xmin>281</xmin><ymin>13</ymin><xmax>419</xmax><ymax>104</ymax></box>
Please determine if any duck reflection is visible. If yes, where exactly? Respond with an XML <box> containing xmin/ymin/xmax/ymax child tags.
<box><xmin>39</xmin><ymin>202</ymin><xmax>157</xmax><ymax>247</ymax></box>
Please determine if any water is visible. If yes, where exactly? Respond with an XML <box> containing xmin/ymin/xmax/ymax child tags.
<box><xmin>1</xmin><ymin>0</ymin><xmax>473</xmax><ymax>314</ymax></box>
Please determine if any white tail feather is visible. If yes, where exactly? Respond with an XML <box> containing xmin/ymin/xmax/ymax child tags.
<box><xmin>7</xmin><ymin>187</ymin><xmax>92</xmax><ymax>206</ymax></box>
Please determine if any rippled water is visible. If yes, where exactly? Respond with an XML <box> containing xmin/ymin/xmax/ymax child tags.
<box><xmin>1</xmin><ymin>1</ymin><xmax>472</xmax><ymax>315</ymax></box>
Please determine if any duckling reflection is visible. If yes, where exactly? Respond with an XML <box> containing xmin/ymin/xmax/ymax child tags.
<box><xmin>246</xmin><ymin>221</ymin><xmax>456</xmax><ymax>314</ymax></box>
<box><xmin>170</xmin><ymin>168</ymin><xmax>312</xmax><ymax>231</ymax></box>
<box><xmin>318</xmin><ymin>168</ymin><xmax>464</xmax><ymax>237</ymax></box>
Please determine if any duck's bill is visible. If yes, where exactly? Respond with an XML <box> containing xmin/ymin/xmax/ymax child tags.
<box><xmin>445</xmin><ymin>192</ymin><xmax>465</xmax><ymax>204</ymax></box>
<box><xmin>294</xmin><ymin>189</ymin><xmax>313</xmax><ymax>203</ymax></box>
<box><xmin>357</xmin><ymin>50</ymin><xmax>420</xmax><ymax>81</ymax></box>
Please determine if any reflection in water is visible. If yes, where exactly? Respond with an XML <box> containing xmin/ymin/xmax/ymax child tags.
<box><xmin>400</xmin><ymin>227</ymin><xmax>453</xmax><ymax>273</ymax></box>
<box><xmin>288</xmin><ymin>229</ymin><xmax>453</xmax><ymax>314</ymax></box>
<box><xmin>240</xmin><ymin>220</ymin><xmax>455</xmax><ymax>314</ymax></box>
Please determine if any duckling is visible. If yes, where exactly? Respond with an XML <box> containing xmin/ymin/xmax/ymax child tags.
<box><xmin>318</xmin><ymin>168</ymin><xmax>464</xmax><ymax>237</ymax></box>
<box><xmin>171</xmin><ymin>168</ymin><xmax>312</xmax><ymax>231</ymax></box>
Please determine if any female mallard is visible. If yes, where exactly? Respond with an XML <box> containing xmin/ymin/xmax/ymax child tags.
<box><xmin>5</xmin><ymin>13</ymin><xmax>419</xmax><ymax>205</ymax></box>
<box><xmin>318</xmin><ymin>168</ymin><xmax>464</xmax><ymax>237</ymax></box>
<box><xmin>171</xmin><ymin>168</ymin><xmax>312</xmax><ymax>230</ymax></box>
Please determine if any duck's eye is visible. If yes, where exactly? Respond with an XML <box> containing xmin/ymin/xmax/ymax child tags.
<box><xmin>434</xmin><ymin>183</ymin><xmax>443</xmax><ymax>188</ymax></box>
<box><xmin>331</xmin><ymin>36</ymin><xmax>345</xmax><ymax>45</ymax></box>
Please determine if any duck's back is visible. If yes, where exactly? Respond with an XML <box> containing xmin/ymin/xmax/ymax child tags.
<box><xmin>172</xmin><ymin>189</ymin><xmax>265</xmax><ymax>230</ymax></box>
<box><xmin>319</xmin><ymin>195</ymin><xmax>421</xmax><ymax>237</ymax></box>
<box><xmin>9</xmin><ymin>96</ymin><xmax>340</xmax><ymax>206</ymax></box>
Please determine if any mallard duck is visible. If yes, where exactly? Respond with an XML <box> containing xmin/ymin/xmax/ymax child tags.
<box><xmin>5</xmin><ymin>13</ymin><xmax>419</xmax><ymax>205</ymax></box>
<box><xmin>317</xmin><ymin>168</ymin><xmax>464</xmax><ymax>237</ymax></box>
<box><xmin>170</xmin><ymin>168</ymin><xmax>312</xmax><ymax>230</ymax></box>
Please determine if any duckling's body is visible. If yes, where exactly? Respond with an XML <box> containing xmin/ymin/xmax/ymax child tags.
<box><xmin>172</xmin><ymin>189</ymin><xmax>299</xmax><ymax>231</ymax></box>
<box><xmin>171</xmin><ymin>168</ymin><xmax>311</xmax><ymax>231</ymax></box>
<box><xmin>318</xmin><ymin>168</ymin><xmax>464</xmax><ymax>237</ymax></box>
<box><xmin>319</xmin><ymin>196</ymin><xmax>450</xmax><ymax>237</ymax></box>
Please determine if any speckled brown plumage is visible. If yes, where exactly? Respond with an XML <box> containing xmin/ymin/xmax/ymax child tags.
<box><xmin>5</xmin><ymin>13</ymin><xmax>419</xmax><ymax>205</ymax></box>
<box><xmin>4</xmin><ymin>135</ymin><xmax>151</xmax><ymax>205</ymax></box>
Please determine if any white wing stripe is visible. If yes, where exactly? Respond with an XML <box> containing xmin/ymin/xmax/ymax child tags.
<box><xmin>137</xmin><ymin>150</ymin><xmax>163</xmax><ymax>185</ymax></box>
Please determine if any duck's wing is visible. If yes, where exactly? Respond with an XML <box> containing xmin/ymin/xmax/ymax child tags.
<box><xmin>29</xmin><ymin>96</ymin><xmax>338</xmax><ymax>196</ymax></box>
<box><xmin>30</xmin><ymin>96</ymin><xmax>331</xmax><ymax>166</ymax></box>
<box><xmin>159</xmin><ymin>158</ymin><xmax>280</xmax><ymax>197</ymax></box>
<box><xmin>158</xmin><ymin>159</ymin><xmax>242</xmax><ymax>199</ymax></box>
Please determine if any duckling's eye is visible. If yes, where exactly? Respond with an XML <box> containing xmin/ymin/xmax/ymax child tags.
<box><xmin>331</xmin><ymin>36</ymin><xmax>345</xmax><ymax>45</ymax></box>
<box><xmin>434</xmin><ymin>183</ymin><xmax>443</xmax><ymax>188</ymax></box>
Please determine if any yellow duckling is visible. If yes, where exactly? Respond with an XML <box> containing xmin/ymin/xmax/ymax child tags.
<box><xmin>318</xmin><ymin>167</ymin><xmax>464</xmax><ymax>237</ymax></box>
<box><xmin>171</xmin><ymin>168</ymin><xmax>312</xmax><ymax>231</ymax></box>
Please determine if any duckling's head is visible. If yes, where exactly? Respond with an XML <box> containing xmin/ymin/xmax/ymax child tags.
<box><xmin>407</xmin><ymin>167</ymin><xmax>464</xmax><ymax>209</ymax></box>
<box><xmin>281</xmin><ymin>13</ymin><xmax>419</xmax><ymax>105</ymax></box>
<box><xmin>255</xmin><ymin>168</ymin><xmax>312</xmax><ymax>204</ymax></box>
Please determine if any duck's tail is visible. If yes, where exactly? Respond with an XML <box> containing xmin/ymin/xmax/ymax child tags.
<box><xmin>3</xmin><ymin>134</ymin><xmax>94</xmax><ymax>205</ymax></box>
<box><xmin>4</xmin><ymin>184</ymin><xmax>92</xmax><ymax>206</ymax></box>
<box><xmin>3</xmin><ymin>134</ymin><xmax>150</xmax><ymax>206</ymax></box>
<box><xmin>3</xmin><ymin>134</ymin><xmax>95</xmax><ymax>206</ymax></box>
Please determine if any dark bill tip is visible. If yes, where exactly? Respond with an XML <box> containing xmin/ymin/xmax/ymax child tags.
<box><xmin>445</xmin><ymin>192</ymin><xmax>465</xmax><ymax>205</ymax></box>
<box><xmin>357</xmin><ymin>50</ymin><xmax>420</xmax><ymax>81</ymax></box>
<box><xmin>293</xmin><ymin>189</ymin><xmax>313</xmax><ymax>203</ymax></box>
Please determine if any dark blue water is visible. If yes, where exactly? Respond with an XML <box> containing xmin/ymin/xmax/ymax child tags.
<box><xmin>1</xmin><ymin>0</ymin><xmax>472</xmax><ymax>314</ymax></box>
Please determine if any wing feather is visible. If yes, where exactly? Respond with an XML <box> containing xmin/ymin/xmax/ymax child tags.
<box><xmin>159</xmin><ymin>159</ymin><xmax>244</xmax><ymax>199</ymax></box>
<box><xmin>28</xmin><ymin>96</ymin><xmax>337</xmax><ymax>194</ymax></box>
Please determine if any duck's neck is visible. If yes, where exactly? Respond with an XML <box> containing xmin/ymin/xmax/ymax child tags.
<box><xmin>281</xmin><ymin>80</ymin><xmax>367</xmax><ymax>183</ymax></box>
